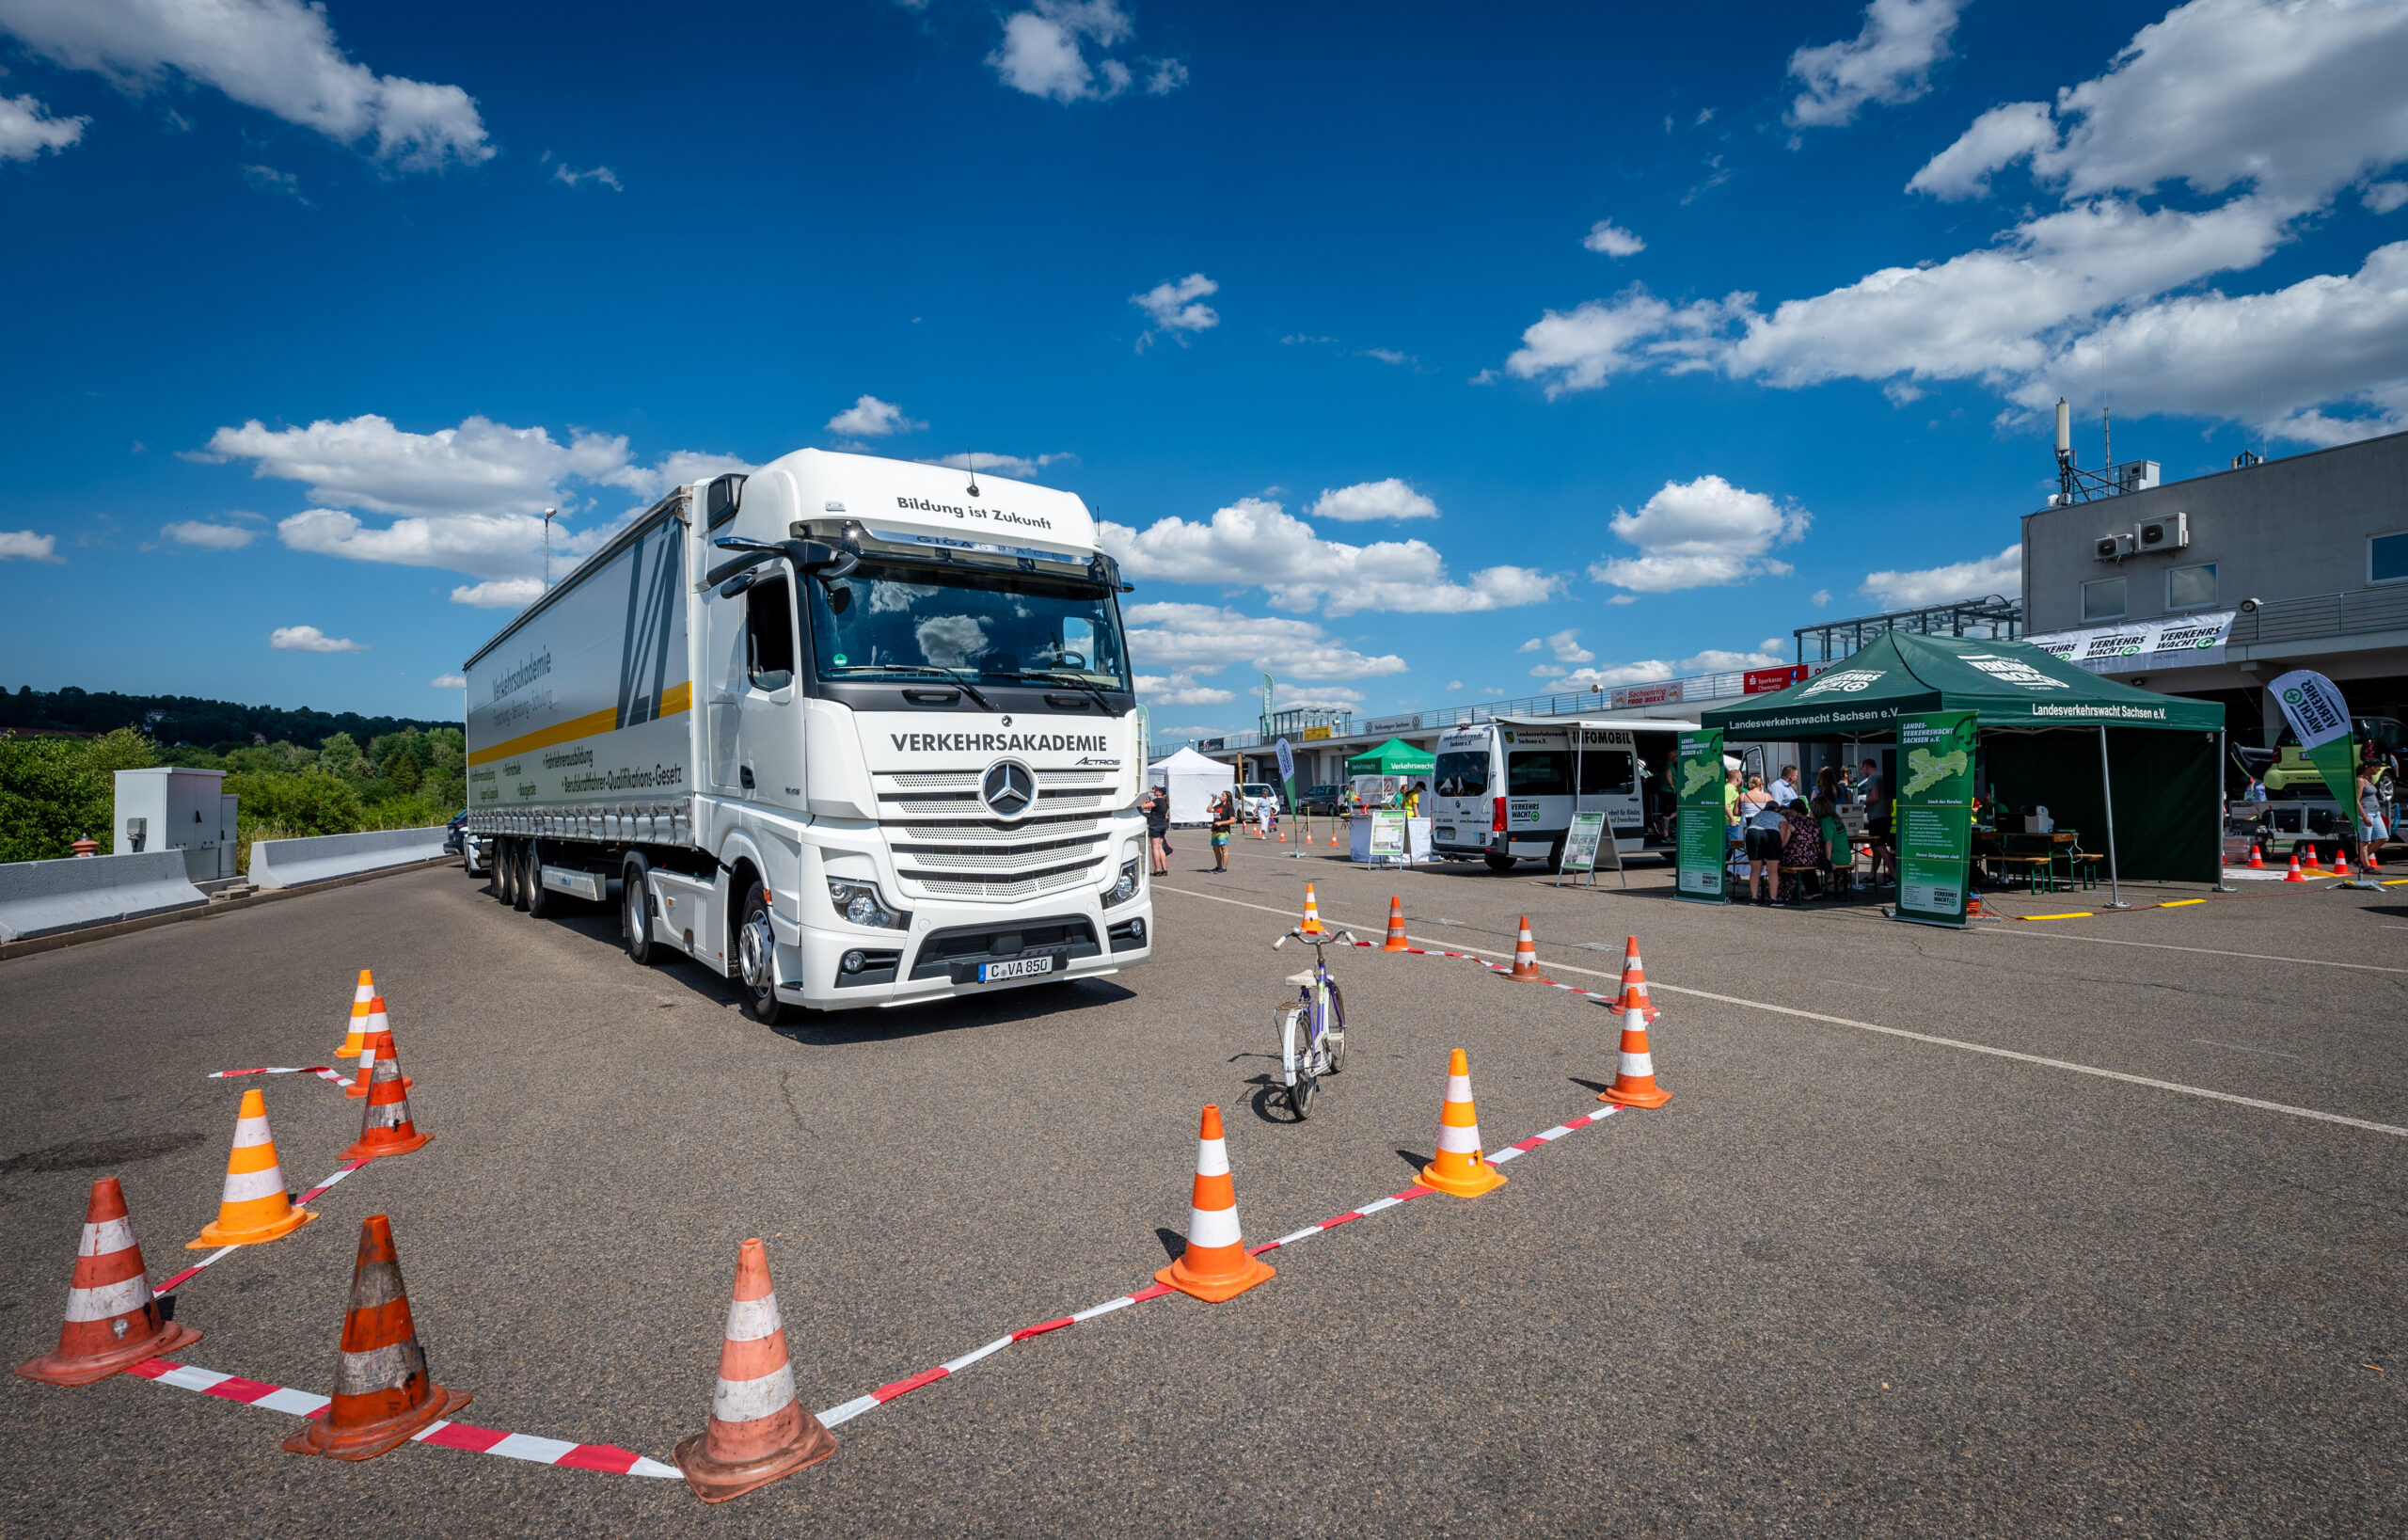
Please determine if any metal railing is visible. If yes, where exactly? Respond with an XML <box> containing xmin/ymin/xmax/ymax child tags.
<box><xmin>2228</xmin><ymin>585</ymin><xmax>2408</xmax><ymax>647</ymax></box>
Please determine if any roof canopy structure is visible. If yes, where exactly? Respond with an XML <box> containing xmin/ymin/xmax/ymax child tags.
<box><xmin>1701</xmin><ymin>633</ymin><xmax>2223</xmax><ymax>739</ymax></box>
<box><xmin>1345</xmin><ymin>738</ymin><xmax>1436</xmax><ymax>774</ymax></box>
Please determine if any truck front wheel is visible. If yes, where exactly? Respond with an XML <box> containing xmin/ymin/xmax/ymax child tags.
<box><xmin>622</xmin><ymin>855</ymin><xmax>657</xmax><ymax>966</ymax></box>
<box><xmin>737</xmin><ymin>883</ymin><xmax>792</xmax><ymax>1026</ymax></box>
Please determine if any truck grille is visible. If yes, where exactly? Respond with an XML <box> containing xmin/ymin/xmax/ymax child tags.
<box><xmin>873</xmin><ymin>770</ymin><xmax>1123</xmax><ymax>901</ymax></box>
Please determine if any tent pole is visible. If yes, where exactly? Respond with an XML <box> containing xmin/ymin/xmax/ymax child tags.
<box><xmin>2098</xmin><ymin>725</ymin><xmax>2131</xmax><ymax>909</ymax></box>
<box><xmin>2213</xmin><ymin>729</ymin><xmax>2235</xmax><ymax>892</ymax></box>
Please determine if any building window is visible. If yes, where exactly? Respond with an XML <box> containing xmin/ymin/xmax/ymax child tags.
<box><xmin>2374</xmin><ymin>530</ymin><xmax>2408</xmax><ymax>585</ymax></box>
<box><xmin>2166</xmin><ymin>562</ymin><xmax>2218</xmax><ymax>611</ymax></box>
<box><xmin>2082</xmin><ymin>576</ymin><xmax>2126</xmax><ymax>622</ymax></box>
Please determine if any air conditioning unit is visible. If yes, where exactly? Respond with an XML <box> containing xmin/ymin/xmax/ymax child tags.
<box><xmin>2135</xmin><ymin>511</ymin><xmax>2188</xmax><ymax>553</ymax></box>
<box><xmin>2095</xmin><ymin>532</ymin><xmax>2135</xmax><ymax>562</ymax></box>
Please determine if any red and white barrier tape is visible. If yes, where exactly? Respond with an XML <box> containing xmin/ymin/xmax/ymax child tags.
<box><xmin>208</xmin><ymin>1066</ymin><xmax>350</xmax><ymax>1089</ymax></box>
<box><xmin>155</xmin><ymin>1160</ymin><xmax>367</xmax><ymax>1294</ymax></box>
<box><xmin>125</xmin><ymin>1358</ymin><xmax>678</xmax><ymax>1477</ymax></box>
<box><xmin>813</xmin><ymin>1102</ymin><xmax>1622</xmax><ymax>1430</ymax></box>
<box><xmin>1337</xmin><ymin>937</ymin><xmax>1660</xmax><ymax>1022</ymax></box>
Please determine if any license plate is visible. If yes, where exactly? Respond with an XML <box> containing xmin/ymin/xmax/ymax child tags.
<box><xmin>1435</xmin><ymin>826</ymin><xmax>1456</xmax><ymax>842</ymax></box>
<box><xmin>977</xmin><ymin>955</ymin><xmax>1055</xmax><ymax>982</ymax></box>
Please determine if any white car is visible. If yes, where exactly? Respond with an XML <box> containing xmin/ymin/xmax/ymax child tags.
<box><xmin>1237</xmin><ymin>783</ymin><xmax>1283</xmax><ymax>818</ymax></box>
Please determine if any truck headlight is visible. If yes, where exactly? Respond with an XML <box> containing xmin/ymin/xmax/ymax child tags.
<box><xmin>827</xmin><ymin>879</ymin><xmax>909</xmax><ymax>929</ymax></box>
<box><xmin>1101</xmin><ymin>857</ymin><xmax>1141</xmax><ymax>909</ymax></box>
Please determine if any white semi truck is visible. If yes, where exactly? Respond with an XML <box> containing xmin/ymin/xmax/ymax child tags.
<box><xmin>462</xmin><ymin>447</ymin><xmax>1151</xmax><ymax>1023</ymax></box>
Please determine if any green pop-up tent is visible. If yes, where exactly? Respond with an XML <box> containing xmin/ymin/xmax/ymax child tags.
<box><xmin>1702</xmin><ymin>632</ymin><xmax>2226</xmax><ymax>891</ymax></box>
<box><xmin>1345</xmin><ymin>738</ymin><xmax>1435</xmax><ymax>775</ymax></box>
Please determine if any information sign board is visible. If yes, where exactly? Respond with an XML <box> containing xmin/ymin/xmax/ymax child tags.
<box><xmin>1893</xmin><ymin>709</ymin><xmax>1975</xmax><ymax>928</ymax></box>
<box><xmin>1674</xmin><ymin>729</ymin><xmax>1725</xmax><ymax>902</ymax></box>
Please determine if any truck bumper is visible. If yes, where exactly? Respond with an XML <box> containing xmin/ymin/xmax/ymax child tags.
<box><xmin>775</xmin><ymin>896</ymin><xmax>1153</xmax><ymax>1011</ymax></box>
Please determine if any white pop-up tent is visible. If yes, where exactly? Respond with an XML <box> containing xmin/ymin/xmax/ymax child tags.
<box><xmin>1148</xmin><ymin>748</ymin><xmax>1235</xmax><ymax>826</ymax></box>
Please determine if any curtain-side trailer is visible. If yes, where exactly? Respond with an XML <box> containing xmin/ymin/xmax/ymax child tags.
<box><xmin>463</xmin><ymin>448</ymin><xmax>1152</xmax><ymax>1023</ymax></box>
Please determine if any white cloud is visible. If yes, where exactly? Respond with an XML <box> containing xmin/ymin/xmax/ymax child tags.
<box><xmin>1906</xmin><ymin>0</ymin><xmax>2408</xmax><ymax>209</ymax></box>
<box><xmin>1588</xmin><ymin>475</ymin><xmax>1810</xmax><ymax>592</ymax></box>
<box><xmin>1502</xmin><ymin>287</ymin><xmax>1734</xmax><ymax>397</ymax></box>
<box><xmin>1133</xmin><ymin>673</ymin><xmax>1235</xmax><ymax>706</ymax></box>
<box><xmin>269</xmin><ymin>624</ymin><xmax>364</xmax><ymax>653</ymax></box>
<box><xmin>1444</xmin><ymin>680</ymin><xmax>1462</xmax><ymax>691</ymax></box>
<box><xmin>1529</xmin><ymin>664</ymin><xmax>1565</xmax><ymax>678</ymax></box>
<box><xmin>241</xmin><ymin>164</ymin><xmax>306</xmax><ymax>202</ymax></box>
<box><xmin>918</xmin><ymin>451</ymin><xmax>1077</xmax><ymax>483</ymax></box>
<box><xmin>450</xmin><ymin>578</ymin><xmax>546</xmax><ymax>609</ymax></box>
<box><xmin>1859</xmin><ymin>544</ymin><xmax>2021</xmax><ymax>609</ymax></box>
<box><xmin>0</xmin><ymin>0</ymin><xmax>492</xmax><ymax>169</ymax></box>
<box><xmin>281</xmin><ymin>508</ymin><xmax>555</xmax><ymax>581</ymax></box>
<box><xmin>1581</xmin><ymin>219</ymin><xmax>1645</xmax><ymax>257</ymax></box>
<box><xmin>1132</xmin><ymin>272</ymin><xmax>1219</xmax><ymax>347</ymax></box>
<box><xmin>826</xmin><ymin>395</ymin><xmax>925</xmax><ymax>437</ymax></box>
<box><xmin>1307</xmin><ymin>478</ymin><xmax>1438</xmax><ymax>522</ymax></box>
<box><xmin>1544</xmin><ymin>627</ymin><xmax>1593</xmax><ymax>663</ymax></box>
<box><xmin>1554</xmin><ymin>640</ymin><xmax>1787</xmax><ymax>691</ymax></box>
<box><xmin>1811</xmin><ymin>588</ymin><xmax>1833</xmax><ymax>607</ymax></box>
<box><xmin>553</xmin><ymin>163</ymin><xmax>622</xmax><ymax>191</ymax></box>
<box><xmin>0</xmin><ymin>92</ymin><xmax>87</xmax><ymax>159</ymax></box>
<box><xmin>1362</xmin><ymin>347</ymin><xmax>1415</xmax><ymax>367</ymax></box>
<box><xmin>1123</xmin><ymin>602</ymin><xmax>1407</xmax><ymax>680</ymax></box>
<box><xmin>2368</xmin><ymin>182</ymin><xmax>2408</xmax><ymax>215</ymax></box>
<box><xmin>990</xmin><ymin>1</ymin><xmax>1178</xmax><ymax>103</ymax></box>
<box><xmin>431</xmin><ymin>674</ymin><xmax>466</xmax><ymax>689</ymax></box>
<box><xmin>1273</xmin><ymin>682</ymin><xmax>1365</xmax><ymax>712</ymax></box>
<box><xmin>1100</xmin><ymin>497</ymin><xmax>1560</xmax><ymax>617</ymax></box>
<box><xmin>1787</xmin><ymin>0</ymin><xmax>1964</xmax><ymax>129</ymax></box>
<box><xmin>161</xmin><ymin>519</ymin><xmax>256</xmax><ymax>548</ymax></box>
<box><xmin>0</xmin><ymin>529</ymin><xmax>61</xmax><ymax>562</ymax></box>
<box><xmin>1516</xmin><ymin>637</ymin><xmax>1542</xmax><ymax>653</ymax></box>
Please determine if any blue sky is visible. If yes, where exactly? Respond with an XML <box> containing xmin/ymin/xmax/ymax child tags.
<box><xmin>4</xmin><ymin>0</ymin><xmax>2405</xmax><ymax>738</ymax></box>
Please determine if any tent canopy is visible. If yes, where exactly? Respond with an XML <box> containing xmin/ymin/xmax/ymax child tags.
<box><xmin>1147</xmin><ymin>747</ymin><xmax>1233</xmax><ymax>825</ymax></box>
<box><xmin>1345</xmin><ymin>738</ymin><xmax>1434</xmax><ymax>774</ymax></box>
<box><xmin>1701</xmin><ymin>632</ymin><xmax>2224</xmax><ymax>738</ymax></box>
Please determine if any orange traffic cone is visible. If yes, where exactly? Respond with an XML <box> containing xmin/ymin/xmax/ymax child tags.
<box><xmin>337</xmin><ymin>969</ymin><xmax>377</xmax><ymax>1058</ymax></box>
<box><xmin>1418</xmin><ymin>1050</ymin><xmax>1505</xmax><ymax>1198</ymax></box>
<box><xmin>1606</xmin><ymin>935</ymin><xmax>1661</xmax><ymax>1023</ymax></box>
<box><xmin>341</xmin><ymin>1031</ymin><xmax>431</xmax><ymax>1162</ymax></box>
<box><xmin>1382</xmin><ymin>897</ymin><xmax>1410</xmax><ymax>951</ymax></box>
<box><xmin>1329</xmin><ymin>826</ymin><xmax>1339</xmax><ymax>847</ymax></box>
<box><xmin>1601</xmin><ymin>953</ymin><xmax>1671</xmax><ymax>1108</ymax></box>
<box><xmin>189</xmin><ymin>1089</ymin><xmax>314</xmax><ymax>1248</ymax></box>
<box><xmin>2302</xmin><ymin>844</ymin><xmax>2324</xmax><ymax>872</ymax></box>
<box><xmin>1299</xmin><ymin>883</ymin><xmax>1324</xmax><ymax>934</ymax></box>
<box><xmin>1277</xmin><ymin>830</ymin><xmax>1287</xmax><ymax>842</ymax></box>
<box><xmin>1155</xmin><ymin>1106</ymin><xmax>1274</xmax><ymax>1302</ymax></box>
<box><xmin>1508</xmin><ymin>916</ymin><xmax>1542</xmax><ymax>981</ymax></box>
<box><xmin>284</xmin><ymin>1215</ymin><xmax>467</xmax><ymax>1459</ymax></box>
<box><xmin>345</xmin><ymin>998</ymin><xmax>410</xmax><ymax>1098</ymax></box>
<box><xmin>2247</xmin><ymin>844</ymin><xmax>2265</xmax><ymax>869</ymax></box>
<box><xmin>2284</xmin><ymin>851</ymin><xmax>2305</xmax><ymax>882</ymax></box>
<box><xmin>674</xmin><ymin>1238</ymin><xmax>837</xmax><ymax>1502</ymax></box>
<box><xmin>16</xmin><ymin>1176</ymin><xmax>199</xmax><ymax>1386</ymax></box>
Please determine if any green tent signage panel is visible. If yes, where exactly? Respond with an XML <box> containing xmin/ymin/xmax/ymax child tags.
<box><xmin>1893</xmin><ymin>710</ymin><xmax>1975</xmax><ymax>928</ymax></box>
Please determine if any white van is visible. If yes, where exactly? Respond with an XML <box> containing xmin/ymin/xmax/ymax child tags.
<box><xmin>1429</xmin><ymin>718</ymin><xmax>1696</xmax><ymax>870</ymax></box>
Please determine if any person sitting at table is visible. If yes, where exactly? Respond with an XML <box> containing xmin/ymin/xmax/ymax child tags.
<box><xmin>1776</xmin><ymin>799</ymin><xmax>1825</xmax><ymax>905</ymax></box>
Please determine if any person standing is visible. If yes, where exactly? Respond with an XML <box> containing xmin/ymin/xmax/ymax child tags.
<box><xmin>1770</xmin><ymin>765</ymin><xmax>1800</xmax><ymax>807</ymax></box>
<box><xmin>1859</xmin><ymin>756</ymin><xmax>1892</xmax><ymax>886</ymax></box>
<box><xmin>1142</xmin><ymin>786</ymin><xmax>1171</xmax><ymax>875</ymax></box>
<box><xmin>2361</xmin><ymin>760</ymin><xmax>2391</xmax><ymax>868</ymax></box>
<box><xmin>1210</xmin><ymin>791</ymin><xmax>1236</xmax><ymax>873</ymax></box>
<box><xmin>1738</xmin><ymin>773</ymin><xmax>1780</xmax><ymax>902</ymax></box>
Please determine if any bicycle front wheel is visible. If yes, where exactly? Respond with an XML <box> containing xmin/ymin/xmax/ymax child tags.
<box><xmin>1323</xmin><ymin>980</ymin><xmax>1347</xmax><ymax>1073</ymax></box>
<box><xmin>1277</xmin><ymin>1001</ymin><xmax>1316</xmax><ymax>1119</ymax></box>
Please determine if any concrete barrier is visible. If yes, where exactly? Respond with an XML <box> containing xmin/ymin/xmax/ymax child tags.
<box><xmin>0</xmin><ymin>850</ymin><xmax>210</xmax><ymax>944</ymax></box>
<box><xmin>249</xmin><ymin>826</ymin><xmax>452</xmax><ymax>890</ymax></box>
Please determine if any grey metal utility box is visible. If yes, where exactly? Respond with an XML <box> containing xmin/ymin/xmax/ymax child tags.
<box><xmin>114</xmin><ymin>767</ymin><xmax>238</xmax><ymax>881</ymax></box>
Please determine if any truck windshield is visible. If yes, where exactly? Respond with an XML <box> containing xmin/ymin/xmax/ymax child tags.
<box><xmin>802</xmin><ymin>559</ymin><xmax>1133</xmax><ymax>691</ymax></box>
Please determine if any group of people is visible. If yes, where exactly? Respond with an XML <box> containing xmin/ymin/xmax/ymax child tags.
<box><xmin>1137</xmin><ymin>785</ymin><xmax>1244</xmax><ymax>876</ymax></box>
<box><xmin>1724</xmin><ymin>759</ymin><xmax>1893</xmax><ymax>905</ymax></box>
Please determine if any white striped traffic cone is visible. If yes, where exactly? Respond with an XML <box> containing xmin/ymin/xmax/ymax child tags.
<box><xmin>189</xmin><ymin>1088</ymin><xmax>314</xmax><ymax>1247</ymax></box>
<box><xmin>1508</xmin><ymin>916</ymin><xmax>1542</xmax><ymax>981</ymax></box>
<box><xmin>1601</xmin><ymin>951</ymin><xmax>1671</xmax><ymax>1108</ymax></box>
<box><xmin>1299</xmin><ymin>883</ymin><xmax>1324</xmax><ymax>934</ymax></box>
<box><xmin>15</xmin><ymin>1176</ymin><xmax>199</xmax><ymax>1386</ymax></box>
<box><xmin>674</xmin><ymin>1238</ymin><xmax>836</xmax><ymax>1502</ymax></box>
<box><xmin>336</xmin><ymin>969</ymin><xmax>377</xmax><ymax>1058</ymax></box>
<box><xmin>1156</xmin><ymin>1105</ymin><xmax>1275</xmax><ymax>1302</ymax></box>
<box><xmin>1418</xmin><ymin>1050</ymin><xmax>1506</xmax><ymax>1198</ymax></box>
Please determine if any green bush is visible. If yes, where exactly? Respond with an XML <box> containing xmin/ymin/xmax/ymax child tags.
<box><xmin>226</xmin><ymin>770</ymin><xmax>366</xmax><ymax>840</ymax></box>
<box><xmin>0</xmin><ymin>730</ymin><xmax>160</xmax><ymax>863</ymax></box>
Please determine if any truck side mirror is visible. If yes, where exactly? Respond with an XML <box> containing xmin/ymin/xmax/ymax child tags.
<box><xmin>705</xmin><ymin>473</ymin><xmax>748</xmax><ymax>527</ymax></box>
<box><xmin>783</xmin><ymin>539</ymin><xmax>860</xmax><ymax>579</ymax></box>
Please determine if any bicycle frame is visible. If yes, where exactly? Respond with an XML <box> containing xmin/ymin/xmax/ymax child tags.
<box><xmin>1273</xmin><ymin>928</ymin><xmax>1352</xmax><ymax>1088</ymax></box>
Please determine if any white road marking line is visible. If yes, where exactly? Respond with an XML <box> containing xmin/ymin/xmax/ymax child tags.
<box><xmin>2191</xmin><ymin>1038</ymin><xmax>2305</xmax><ymax>1060</ymax></box>
<box><xmin>1153</xmin><ymin>883</ymin><xmax>2408</xmax><ymax>1138</ymax></box>
<box><xmin>1991</xmin><ymin>929</ymin><xmax>2408</xmax><ymax>975</ymax></box>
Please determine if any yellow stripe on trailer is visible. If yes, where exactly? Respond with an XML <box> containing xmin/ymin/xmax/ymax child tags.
<box><xmin>466</xmin><ymin>680</ymin><xmax>694</xmax><ymax>769</ymax></box>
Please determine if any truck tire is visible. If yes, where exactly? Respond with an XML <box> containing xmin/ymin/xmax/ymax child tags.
<box><xmin>524</xmin><ymin>840</ymin><xmax>555</xmax><ymax>917</ymax></box>
<box><xmin>737</xmin><ymin>882</ymin><xmax>792</xmax><ymax>1026</ymax></box>
<box><xmin>622</xmin><ymin>855</ymin><xmax>657</xmax><ymax>966</ymax></box>
<box><xmin>511</xmin><ymin>841</ymin><xmax>533</xmax><ymax>913</ymax></box>
<box><xmin>1484</xmin><ymin>853</ymin><xmax>1516</xmax><ymax>872</ymax></box>
<box><xmin>495</xmin><ymin>838</ymin><xmax>519</xmax><ymax>907</ymax></box>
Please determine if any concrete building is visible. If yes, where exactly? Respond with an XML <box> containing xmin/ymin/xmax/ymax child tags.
<box><xmin>2021</xmin><ymin>428</ymin><xmax>2408</xmax><ymax>744</ymax></box>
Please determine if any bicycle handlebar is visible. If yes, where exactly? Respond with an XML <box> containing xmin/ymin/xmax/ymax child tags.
<box><xmin>1274</xmin><ymin>927</ymin><xmax>1356</xmax><ymax>949</ymax></box>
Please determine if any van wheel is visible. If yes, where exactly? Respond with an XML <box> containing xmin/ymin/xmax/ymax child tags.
<box><xmin>524</xmin><ymin>840</ymin><xmax>553</xmax><ymax>917</ymax></box>
<box><xmin>1484</xmin><ymin>853</ymin><xmax>1517</xmax><ymax>872</ymax></box>
<box><xmin>1544</xmin><ymin>835</ymin><xmax>1566</xmax><ymax>873</ymax></box>
<box><xmin>737</xmin><ymin>883</ymin><xmax>792</xmax><ymax>1026</ymax></box>
<box><xmin>622</xmin><ymin>855</ymin><xmax>657</xmax><ymax>965</ymax></box>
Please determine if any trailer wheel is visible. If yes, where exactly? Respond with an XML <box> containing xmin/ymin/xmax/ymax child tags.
<box><xmin>622</xmin><ymin>855</ymin><xmax>657</xmax><ymax>966</ymax></box>
<box><xmin>524</xmin><ymin>840</ymin><xmax>555</xmax><ymax>917</ymax></box>
<box><xmin>511</xmin><ymin>841</ymin><xmax>533</xmax><ymax>913</ymax></box>
<box><xmin>495</xmin><ymin>838</ymin><xmax>519</xmax><ymax>906</ymax></box>
<box><xmin>737</xmin><ymin>882</ymin><xmax>792</xmax><ymax>1026</ymax></box>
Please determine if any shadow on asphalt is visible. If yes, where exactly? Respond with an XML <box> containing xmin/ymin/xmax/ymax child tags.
<box><xmin>1394</xmin><ymin>1146</ymin><xmax>1433</xmax><ymax>1172</ymax></box>
<box><xmin>1569</xmin><ymin>1076</ymin><xmax>1613</xmax><ymax>1096</ymax></box>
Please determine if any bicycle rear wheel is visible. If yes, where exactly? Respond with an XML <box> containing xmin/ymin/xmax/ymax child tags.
<box><xmin>1277</xmin><ymin>1001</ymin><xmax>1316</xmax><ymax>1119</ymax></box>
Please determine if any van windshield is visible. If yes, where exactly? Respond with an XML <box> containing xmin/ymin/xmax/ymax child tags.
<box><xmin>1434</xmin><ymin>752</ymin><xmax>1488</xmax><ymax>798</ymax></box>
<box><xmin>802</xmin><ymin>559</ymin><xmax>1133</xmax><ymax>691</ymax></box>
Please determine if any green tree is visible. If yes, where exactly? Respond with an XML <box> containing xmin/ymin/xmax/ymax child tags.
<box><xmin>317</xmin><ymin>732</ymin><xmax>366</xmax><ymax>780</ymax></box>
<box><xmin>0</xmin><ymin>735</ymin><xmax>113</xmax><ymax>863</ymax></box>
<box><xmin>227</xmin><ymin>770</ymin><xmax>366</xmax><ymax>839</ymax></box>
<box><xmin>78</xmin><ymin>727</ymin><xmax>160</xmax><ymax>778</ymax></box>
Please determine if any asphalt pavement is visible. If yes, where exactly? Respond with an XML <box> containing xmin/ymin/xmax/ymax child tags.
<box><xmin>2</xmin><ymin>843</ymin><xmax>2402</xmax><ymax>1536</ymax></box>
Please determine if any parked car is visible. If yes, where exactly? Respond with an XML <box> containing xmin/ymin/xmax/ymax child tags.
<box><xmin>444</xmin><ymin>810</ymin><xmax>489</xmax><ymax>876</ymax></box>
<box><xmin>1297</xmin><ymin>783</ymin><xmax>1347</xmax><ymax>816</ymax></box>
<box><xmin>1236</xmin><ymin>783</ymin><xmax>1284</xmax><ymax>818</ymax></box>
<box><xmin>2258</xmin><ymin>715</ymin><xmax>2402</xmax><ymax>804</ymax></box>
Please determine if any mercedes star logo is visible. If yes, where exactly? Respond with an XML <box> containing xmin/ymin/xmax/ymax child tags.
<box><xmin>981</xmin><ymin>759</ymin><xmax>1036</xmax><ymax>820</ymax></box>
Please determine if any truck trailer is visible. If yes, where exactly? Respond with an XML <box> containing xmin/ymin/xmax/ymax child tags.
<box><xmin>462</xmin><ymin>448</ymin><xmax>1151</xmax><ymax>1022</ymax></box>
